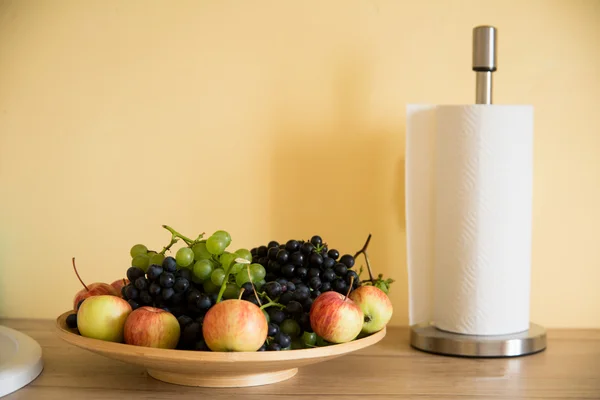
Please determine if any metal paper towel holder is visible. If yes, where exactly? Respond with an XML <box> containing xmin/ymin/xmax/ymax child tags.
<box><xmin>408</xmin><ymin>26</ymin><xmax>547</xmax><ymax>358</ymax></box>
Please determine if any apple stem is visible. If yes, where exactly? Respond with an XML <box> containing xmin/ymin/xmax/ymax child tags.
<box><xmin>72</xmin><ymin>257</ymin><xmax>89</xmax><ymax>291</ymax></box>
<box><xmin>247</xmin><ymin>264</ymin><xmax>262</xmax><ymax>306</ymax></box>
<box><xmin>238</xmin><ymin>288</ymin><xmax>245</xmax><ymax>300</ymax></box>
<box><xmin>122</xmin><ymin>278</ymin><xmax>127</xmax><ymax>286</ymax></box>
<box><xmin>344</xmin><ymin>276</ymin><xmax>355</xmax><ymax>301</ymax></box>
<box><xmin>354</xmin><ymin>233</ymin><xmax>375</xmax><ymax>282</ymax></box>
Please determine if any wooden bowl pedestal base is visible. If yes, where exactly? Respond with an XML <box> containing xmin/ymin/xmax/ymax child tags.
<box><xmin>147</xmin><ymin>368</ymin><xmax>298</xmax><ymax>387</ymax></box>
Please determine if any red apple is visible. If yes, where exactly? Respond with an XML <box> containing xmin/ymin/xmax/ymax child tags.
<box><xmin>72</xmin><ymin>258</ymin><xmax>118</xmax><ymax>311</ymax></box>
<box><xmin>310</xmin><ymin>291</ymin><xmax>364</xmax><ymax>344</ymax></box>
<box><xmin>77</xmin><ymin>295</ymin><xmax>132</xmax><ymax>342</ymax></box>
<box><xmin>111</xmin><ymin>278</ymin><xmax>130</xmax><ymax>295</ymax></box>
<box><xmin>124</xmin><ymin>306</ymin><xmax>180</xmax><ymax>349</ymax></box>
<box><xmin>202</xmin><ymin>299</ymin><xmax>267</xmax><ymax>352</ymax></box>
<box><xmin>348</xmin><ymin>285</ymin><xmax>393</xmax><ymax>334</ymax></box>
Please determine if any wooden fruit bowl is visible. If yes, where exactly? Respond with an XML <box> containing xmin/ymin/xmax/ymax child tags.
<box><xmin>55</xmin><ymin>311</ymin><xmax>386</xmax><ymax>388</ymax></box>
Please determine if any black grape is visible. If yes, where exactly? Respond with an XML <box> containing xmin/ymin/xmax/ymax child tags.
<box><xmin>334</xmin><ymin>263</ymin><xmax>348</xmax><ymax>277</ymax></box>
<box><xmin>66</xmin><ymin>314</ymin><xmax>77</xmax><ymax>329</ymax></box>
<box><xmin>162</xmin><ymin>256</ymin><xmax>177</xmax><ymax>273</ymax></box>
<box><xmin>269</xmin><ymin>309</ymin><xmax>286</xmax><ymax>324</ymax></box>
<box><xmin>159</xmin><ymin>272</ymin><xmax>175</xmax><ymax>288</ymax></box>
<box><xmin>339</xmin><ymin>254</ymin><xmax>355</xmax><ymax>268</ymax></box>
<box><xmin>173</xmin><ymin>277</ymin><xmax>190</xmax><ymax>293</ymax></box>
<box><xmin>295</xmin><ymin>266</ymin><xmax>308</xmax><ymax>280</ymax></box>
<box><xmin>285</xmin><ymin>240</ymin><xmax>300</xmax><ymax>252</ymax></box>
<box><xmin>124</xmin><ymin>284</ymin><xmax>139</xmax><ymax>300</ymax></box>
<box><xmin>148</xmin><ymin>282</ymin><xmax>161</xmax><ymax>297</ymax></box>
<box><xmin>126</xmin><ymin>266</ymin><xmax>145</xmax><ymax>283</ymax></box>
<box><xmin>322</xmin><ymin>268</ymin><xmax>336</xmax><ymax>282</ymax></box>
<box><xmin>128</xmin><ymin>299</ymin><xmax>140</xmax><ymax>310</ymax></box>
<box><xmin>289</xmin><ymin>252</ymin><xmax>304</xmax><ymax>267</ymax></box>
<box><xmin>281</xmin><ymin>264</ymin><xmax>295</xmax><ymax>278</ymax></box>
<box><xmin>309</xmin><ymin>252</ymin><xmax>323</xmax><ymax>267</ymax></box>
<box><xmin>134</xmin><ymin>277</ymin><xmax>149</xmax><ymax>291</ymax></box>
<box><xmin>279</xmin><ymin>291</ymin><xmax>294</xmax><ymax>305</ymax></box>
<box><xmin>327</xmin><ymin>249</ymin><xmax>340</xmax><ymax>260</ymax></box>
<box><xmin>332</xmin><ymin>278</ymin><xmax>347</xmax><ymax>294</ymax></box>
<box><xmin>147</xmin><ymin>265</ymin><xmax>163</xmax><ymax>281</ymax></box>
<box><xmin>322</xmin><ymin>256</ymin><xmax>335</xmax><ymax>269</ymax></box>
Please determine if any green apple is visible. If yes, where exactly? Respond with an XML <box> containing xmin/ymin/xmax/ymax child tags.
<box><xmin>348</xmin><ymin>285</ymin><xmax>393</xmax><ymax>334</ymax></box>
<box><xmin>77</xmin><ymin>295</ymin><xmax>132</xmax><ymax>342</ymax></box>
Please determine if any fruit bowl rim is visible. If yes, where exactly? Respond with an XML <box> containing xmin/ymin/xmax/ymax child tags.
<box><xmin>55</xmin><ymin>311</ymin><xmax>386</xmax><ymax>362</ymax></box>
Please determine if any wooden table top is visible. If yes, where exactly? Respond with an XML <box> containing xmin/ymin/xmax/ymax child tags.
<box><xmin>1</xmin><ymin>318</ymin><xmax>599</xmax><ymax>399</ymax></box>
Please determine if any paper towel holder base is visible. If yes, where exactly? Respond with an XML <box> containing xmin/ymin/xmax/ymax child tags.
<box><xmin>410</xmin><ymin>322</ymin><xmax>547</xmax><ymax>358</ymax></box>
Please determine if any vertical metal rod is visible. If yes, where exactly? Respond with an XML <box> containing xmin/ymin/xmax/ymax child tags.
<box><xmin>472</xmin><ymin>26</ymin><xmax>497</xmax><ymax>104</ymax></box>
<box><xmin>475</xmin><ymin>71</ymin><xmax>492</xmax><ymax>104</ymax></box>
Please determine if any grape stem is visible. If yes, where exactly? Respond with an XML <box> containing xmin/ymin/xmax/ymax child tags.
<box><xmin>159</xmin><ymin>236</ymin><xmax>179</xmax><ymax>255</ymax></box>
<box><xmin>71</xmin><ymin>257</ymin><xmax>88</xmax><ymax>291</ymax></box>
<box><xmin>162</xmin><ymin>225</ymin><xmax>204</xmax><ymax>247</ymax></box>
<box><xmin>354</xmin><ymin>233</ymin><xmax>374</xmax><ymax>282</ymax></box>
<box><xmin>259</xmin><ymin>301</ymin><xmax>285</xmax><ymax>310</ymax></box>
<box><xmin>215</xmin><ymin>259</ymin><xmax>237</xmax><ymax>303</ymax></box>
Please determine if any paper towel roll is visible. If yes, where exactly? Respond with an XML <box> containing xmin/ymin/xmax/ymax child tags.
<box><xmin>406</xmin><ymin>104</ymin><xmax>533</xmax><ymax>336</ymax></box>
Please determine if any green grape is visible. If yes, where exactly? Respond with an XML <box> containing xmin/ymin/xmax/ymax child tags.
<box><xmin>213</xmin><ymin>230</ymin><xmax>232</xmax><ymax>245</ymax></box>
<box><xmin>211</xmin><ymin>268</ymin><xmax>226</xmax><ymax>286</ymax></box>
<box><xmin>262</xmin><ymin>309</ymin><xmax>269</xmax><ymax>323</ymax></box>
<box><xmin>234</xmin><ymin>248</ymin><xmax>252</xmax><ymax>262</ymax></box>
<box><xmin>249</xmin><ymin>263</ymin><xmax>266</xmax><ymax>281</ymax></box>
<box><xmin>130</xmin><ymin>244</ymin><xmax>148</xmax><ymax>258</ymax></box>
<box><xmin>291</xmin><ymin>338</ymin><xmax>305</xmax><ymax>350</ymax></box>
<box><xmin>192</xmin><ymin>242</ymin><xmax>211</xmax><ymax>260</ymax></box>
<box><xmin>176</xmin><ymin>247</ymin><xmax>194</xmax><ymax>267</ymax></box>
<box><xmin>219</xmin><ymin>252</ymin><xmax>236</xmax><ymax>270</ymax></box>
<box><xmin>223</xmin><ymin>283</ymin><xmax>240</xmax><ymax>299</ymax></box>
<box><xmin>255</xmin><ymin>279</ymin><xmax>265</xmax><ymax>291</ymax></box>
<box><xmin>302</xmin><ymin>331</ymin><xmax>317</xmax><ymax>347</ymax></box>
<box><xmin>316</xmin><ymin>336</ymin><xmax>331</xmax><ymax>347</ymax></box>
<box><xmin>192</xmin><ymin>259</ymin><xmax>214</xmax><ymax>282</ymax></box>
<box><xmin>235</xmin><ymin>270</ymin><xmax>251</xmax><ymax>287</ymax></box>
<box><xmin>229</xmin><ymin>263</ymin><xmax>244</xmax><ymax>275</ymax></box>
<box><xmin>192</xmin><ymin>274</ymin><xmax>203</xmax><ymax>284</ymax></box>
<box><xmin>203</xmin><ymin>279</ymin><xmax>219</xmax><ymax>294</ymax></box>
<box><xmin>280</xmin><ymin>319</ymin><xmax>301</xmax><ymax>337</ymax></box>
<box><xmin>149</xmin><ymin>252</ymin><xmax>164</xmax><ymax>266</ymax></box>
<box><xmin>131</xmin><ymin>254</ymin><xmax>150</xmax><ymax>272</ymax></box>
<box><xmin>206</xmin><ymin>234</ymin><xmax>227</xmax><ymax>255</ymax></box>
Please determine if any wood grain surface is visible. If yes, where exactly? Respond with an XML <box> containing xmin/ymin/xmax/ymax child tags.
<box><xmin>1</xmin><ymin>318</ymin><xmax>599</xmax><ymax>400</ymax></box>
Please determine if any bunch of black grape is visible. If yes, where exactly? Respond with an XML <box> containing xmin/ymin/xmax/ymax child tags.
<box><xmin>245</xmin><ymin>235</ymin><xmax>359</xmax><ymax>351</ymax></box>
<box><xmin>121</xmin><ymin>256</ymin><xmax>214</xmax><ymax>351</ymax></box>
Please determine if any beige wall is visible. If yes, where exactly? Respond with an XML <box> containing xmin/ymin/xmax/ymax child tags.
<box><xmin>1</xmin><ymin>0</ymin><xmax>598</xmax><ymax>327</ymax></box>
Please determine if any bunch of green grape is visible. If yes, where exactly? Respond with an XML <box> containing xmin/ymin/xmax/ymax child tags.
<box><xmin>130</xmin><ymin>244</ymin><xmax>165</xmax><ymax>272</ymax></box>
<box><xmin>177</xmin><ymin>230</ymin><xmax>266</xmax><ymax>300</ymax></box>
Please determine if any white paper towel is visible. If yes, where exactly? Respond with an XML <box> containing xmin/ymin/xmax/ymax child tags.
<box><xmin>406</xmin><ymin>104</ymin><xmax>533</xmax><ymax>336</ymax></box>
